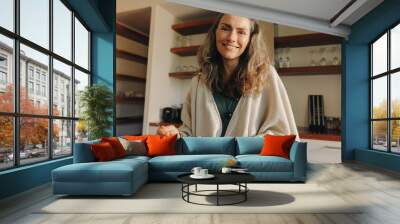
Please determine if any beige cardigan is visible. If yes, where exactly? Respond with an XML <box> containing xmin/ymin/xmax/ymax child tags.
<box><xmin>178</xmin><ymin>65</ymin><xmax>298</xmax><ymax>137</ymax></box>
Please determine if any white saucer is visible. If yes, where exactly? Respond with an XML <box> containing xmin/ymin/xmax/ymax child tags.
<box><xmin>190</xmin><ymin>174</ymin><xmax>215</xmax><ymax>179</ymax></box>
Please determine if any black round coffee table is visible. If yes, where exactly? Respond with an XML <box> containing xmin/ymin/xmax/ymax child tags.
<box><xmin>177</xmin><ymin>173</ymin><xmax>255</xmax><ymax>206</ymax></box>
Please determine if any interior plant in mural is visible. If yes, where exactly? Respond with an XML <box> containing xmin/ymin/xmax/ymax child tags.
<box><xmin>79</xmin><ymin>84</ymin><xmax>113</xmax><ymax>140</ymax></box>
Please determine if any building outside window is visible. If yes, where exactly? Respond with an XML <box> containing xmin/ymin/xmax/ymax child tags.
<box><xmin>0</xmin><ymin>0</ymin><xmax>91</xmax><ymax>170</ymax></box>
<box><xmin>370</xmin><ymin>22</ymin><xmax>400</xmax><ymax>154</ymax></box>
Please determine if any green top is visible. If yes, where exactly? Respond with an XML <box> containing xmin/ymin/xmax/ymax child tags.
<box><xmin>212</xmin><ymin>90</ymin><xmax>240</xmax><ymax>136</ymax></box>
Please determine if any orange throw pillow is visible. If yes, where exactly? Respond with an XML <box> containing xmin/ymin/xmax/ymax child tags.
<box><xmin>101</xmin><ymin>137</ymin><xmax>127</xmax><ymax>158</ymax></box>
<box><xmin>124</xmin><ymin>135</ymin><xmax>148</xmax><ymax>142</ymax></box>
<box><xmin>146</xmin><ymin>134</ymin><xmax>177</xmax><ymax>157</ymax></box>
<box><xmin>259</xmin><ymin>134</ymin><xmax>296</xmax><ymax>159</ymax></box>
<box><xmin>91</xmin><ymin>142</ymin><xmax>117</xmax><ymax>161</ymax></box>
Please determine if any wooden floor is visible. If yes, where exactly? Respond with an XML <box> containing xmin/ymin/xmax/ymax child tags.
<box><xmin>1</xmin><ymin>162</ymin><xmax>400</xmax><ymax>224</ymax></box>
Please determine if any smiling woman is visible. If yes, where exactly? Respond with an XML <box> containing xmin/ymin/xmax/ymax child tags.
<box><xmin>158</xmin><ymin>13</ymin><xmax>298</xmax><ymax>138</ymax></box>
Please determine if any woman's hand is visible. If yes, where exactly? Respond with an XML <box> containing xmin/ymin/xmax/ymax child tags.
<box><xmin>157</xmin><ymin>125</ymin><xmax>180</xmax><ymax>137</ymax></box>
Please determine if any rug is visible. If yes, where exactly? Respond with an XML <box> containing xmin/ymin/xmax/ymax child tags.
<box><xmin>37</xmin><ymin>183</ymin><xmax>362</xmax><ymax>214</ymax></box>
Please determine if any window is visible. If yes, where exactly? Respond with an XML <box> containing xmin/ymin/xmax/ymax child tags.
<box><xmin>35</xmin><ymin>70</ymin><xmax>40</xmax><ymax>81</ymax></box>
<box><xmin>42</xmin><ymin>85</ymin><xmax>46</xmax><ymax>97</ymax></box>
<box><xmin>36</xmin><ymin>83</ymin><xmax>40</xmax><ymax>95</ymax></box>
<box><xmin>28</xmin><ymin>81</ymin><xmax>34</xmax><ymax>94</ymax></box>
<box><xmin>28</xmin><ymin>67</ymin><xmax>34</xmax><ymax>80</ymax></box>
<box><xmin>0</xmin><ymin>34</ymin><xmax>13</xmax><ymax>113</ymax></box>
<box><xmin>0</xmin><ymin>0</ymin><xmax>91</xmax><ymax>170</ymax></box>
<box><xmin>371</xmin><ymin>23</ymin><xmax>400</xmax><ymax>154</ymax></box>
<box><xmin>0</xmin><ymin>55</ymin><xmax>7</xmax><ymax>67</ymax></box>
<box><xmin>41</xmin><ymin>73</ymin><xmax>46</xmax><ymax>83</ymax></box>
<box><xmin>0</xmin><ymin>0</ymin><xmax>14</xmax><ymax>32</ymax></box>
<box><xmin>75</xmin><ymin>18</ymin><xmax>89</xmax><ymax>70</ymax></box>
<box><xmin>0</xmin><ymin>54</ymin><xmax>8</xmax><ymax>87</ymax></box>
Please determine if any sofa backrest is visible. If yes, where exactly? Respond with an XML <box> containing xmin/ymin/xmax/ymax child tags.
<box><xmin>235</xmin><ymin>136</ymin><xmax>264</xmax><ymax>155</ymax></box>
<box><xmin>73</xmin><ymin>139</ymin><xmax>100</xmax><ymax>163</ymax></box>
<box><xmin>179</xmin><ymin>137</ymin><xmax>236</xmax><ymax>155</ymax></box>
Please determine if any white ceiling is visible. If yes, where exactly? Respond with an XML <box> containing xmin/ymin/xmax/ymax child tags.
<box><xmin>166</xmin><ymin>0</ymin><xmax>384</xmax><ymax>38</ymax></box>
<box><xmin>116</xmin><ymin>0</ymin><xmax>384</xmax><ymax>38</ymax></box>
<box><xmin>229</xmin><ymin>0</ymin><xmax>353</xmax><ymax>24</ymax></box>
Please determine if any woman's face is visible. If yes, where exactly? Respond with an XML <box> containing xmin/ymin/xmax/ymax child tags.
<box><xmin>215</xmin><ymin>14</ymin><xmax>251</xmax><ymax>62</ymax></box>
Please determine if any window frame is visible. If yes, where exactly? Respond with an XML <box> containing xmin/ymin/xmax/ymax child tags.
<box><xmin>370</xmin><ymin>20</ymin><xmax>400</xmax><ymax>154</ymax></box>
<box><xmin>0</xmin><ymin>0</ymin><xmax>92</xmax><ymax>171</ymax></box>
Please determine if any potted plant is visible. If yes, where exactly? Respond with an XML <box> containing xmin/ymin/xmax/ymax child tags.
<box><xmin>79</xmin><ymin>84</ymin><xmax>113</xmax><ymax>140</ymax></box>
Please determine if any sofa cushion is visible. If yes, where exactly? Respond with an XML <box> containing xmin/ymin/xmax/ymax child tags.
<box><xmin>147</xmin><ymin>135</ymin><xmax>177</xmax><ymax>157</ymax></box>
<box><xmin>91</xmin><ymin>142</ymin><xmax>118</xmax><ymax>161</ymax></box>
<box><xmin>148</xmin><ymin>154</ymin><xmax>235</xmax><ymax>172</ymax></box>
<box><xmin>236</xmin><ymin>155</ymin><xmax>293</xmax><ymax>172</ymax></box>
<box><xmin>74</xmin><ymin>140</ymin><xmax>100</xmax><ymax>163</ymax></box>
<box><xmin>118</xmin><ymin>137</ymin><xmax>147</xmax><ymax>156</ymax></box>
<box><xmin>101</xmin><ymin>137</ymin><xmax>127</xmax><ymax>158</ymax></box>
<box><xmin>235</xmin><ymin>136</ymin><xmax>264</xmax><ymax>155</ymax></box>
<box><xmin>260</xmin><ymin>134</ymin><xmax>296</xmax><ymax>159</ymax></box>
<box><xmin>180</xmin><ymin>137</ymin><xmax>235</xmax><ymax>155</ymax></box>
<box><xmin>52</xmin><ymin>158</ymin><xmax>147</xmax><ymax>183</ymax></box>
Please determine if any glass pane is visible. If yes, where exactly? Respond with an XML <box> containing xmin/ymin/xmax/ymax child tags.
<box><xmin>74</xmin><ymin>18</ymin><xmax>89</xmax><ymax>70</ymax></box>
<box><xmin>75</xmin><ymin>120</ymin><xmax>88</xmax><ymax>143</ymax></box>
<box><xmin>20</xmin><ymin>44</ymin><xmax>49</xmax><ymax>115</ymax></box>
<box><xmin>0</xmin><ymin>0</ymin><xmax>14</xmax><ymax>31</ymax></box>
<box><xmin>392</xmin><ymin>72</ymin><xmax>400</xmax><ymax>118</ymax></box>
<box><xmin>391</xmin><ymin>120</ymin><xmax>400</xmax><ymax>153</ymax></box>
<box><xmin>20</xmin><ymin>0</ymin><xmax>49</xmax><ymax>49</ymax></box>
<box><xmin>372</xmin><ymin>76</ymin><xmax>387</xmax><ymax>119</ymax></box>
<box><xmin>0</xmin><ymin>116</ymin><xmax>13</xmax><ymax>170</ymax></box>
<box><xmin>53</xmin><ymin>119</ymin><xmax>72</xmax><ymax>158</ymax></box>
<box><xmin>53</xmin><ymin>0</ymin><xmax>72</xmax><ymax>60</ymax></box>
<box><xmin>0</xmin><ymin>34</ymin><xmax>14</xmax><ymax>112</ymax></box>
<box><xmin>372</xmin><ymin>33</ymin><xmax>387</xmax><ymax>76</ymax></box>
<box><xmin>20</xmin><ymin>117</ymin><xmax>49</xmax><ymax>165</ymax></box>
<box><xmin>53</xmin><ymin>59</ymin><xmax>72</xmax><ymax>117</ymax></box>
<box><xmin>391</xmin><ymin>24</ymin><xmax>400</xmax><ymax>70</ymax></box>
<box><xmin>74</xmin><ymin>69</ymin><xmax>89</xmax><ymax>118</ymax></box>
<box><xmin>372</xmin><ymin>121</ymin><xmax>388</xmax><ymax>151</ymax></box>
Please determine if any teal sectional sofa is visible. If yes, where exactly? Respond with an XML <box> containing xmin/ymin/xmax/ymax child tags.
<box><xmin>52</xmin><ymin>137</ymin><xmax>307</xmax><ymax>196</ymax></box>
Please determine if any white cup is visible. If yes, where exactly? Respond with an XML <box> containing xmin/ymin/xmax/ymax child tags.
<box><xmin>191</xmin><ymin>167</ymin><xmax>202</xmax><ymax>176</ymax></box>
<box><xmin>221</xmin><ymin>167</ymin><xmax>232</xmax><ymax>174</ymax></box>
<box><xmin>200</xmin><ymin>169</ymin><xmax>208</xmax><ymax>176</ymax></box>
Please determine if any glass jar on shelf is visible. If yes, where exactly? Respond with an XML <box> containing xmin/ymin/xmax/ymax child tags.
<box><xmin>318</xmin><ymin>47</ymin><xmax>327</xmax><ymax>66</ymax></box>
<box><xmin>309</xmin><ymin>49</ymin><xmax>317</xmax><ymax>66</ymax></box>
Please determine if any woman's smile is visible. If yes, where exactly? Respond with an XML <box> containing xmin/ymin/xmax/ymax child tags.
<box><xmin>215</xmin><ymin>15</ymin><xmax>251</xmax><ymax>61</ymax></box>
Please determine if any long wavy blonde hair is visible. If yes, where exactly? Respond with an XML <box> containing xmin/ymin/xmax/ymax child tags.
<box><xmin>197</xmin><ymin>13</ymin><xmax>270</xmax><ymax>97</ymax></box>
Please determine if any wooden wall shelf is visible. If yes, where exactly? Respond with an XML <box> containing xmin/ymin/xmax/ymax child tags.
<box><xmin>274</xmin><ymin>33</ymin><xmax>343</xmax><ymax>49</ymax></box>
<box><xmin>117</xmin><ymin>74</ymin><xmax>146</xmax><ymax>83</ymax></box>
<box><xmin>116</xmin><ymin>22</ymin><xmax>149</xmax><ymax>45</ymax></box>
<box><xmin>116</xmin><ymin>116</ymin><xmax>144</xmax><ymax>124</ymax></box>
<box><xmin>299</xmin><ymin>132</ymin><xmax>341</xmax><ymax>142</ymax></box>
<box><xmin>170</xmin><ymin>45</ymin><xmax>200</xmax><ymax>56</ymax></box>
<box><xmin>116</xmin><ymin>49</ymin><xmax>148</xmax><ymax>64</ymax></box>
<box><xmin>116</xmin><ymin>96</ymin><xmax>145</xmax><ymax>103</ymax></box>
<box><xmin>172</xmin><ymin>17</ymin><xmax>216</xmax><ymax>35</ymax></box>
<box><xmin>169</xmin><ymin>71</ymin><xmax>197</xmax><ymax>79</ymax></box>
<box><xmin>298</xmin><ymin>127</ymin><xmax>341</xmax><ymax>142</ymax></box>
<box><xmin>277</xmin><ymin>65</ymin><xmax>341</xmax><ymax>76</ymax></box>
<box><xmin>149</xmin><ymin>122</ymin><xmax>182</xmax><ymax>128</ymax></box>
